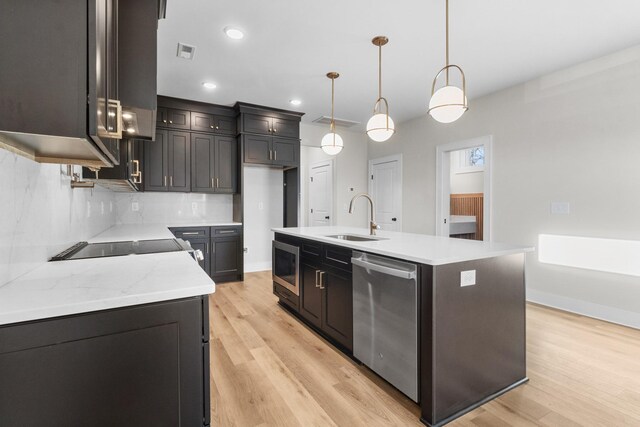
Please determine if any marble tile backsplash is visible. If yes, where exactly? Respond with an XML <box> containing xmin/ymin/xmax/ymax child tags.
<box><xmin>0</xmin><ymin>151</ymin><xmax>116</xmax><ymax>285</ymax></box>
<box><xmin>115</xmin><ymin>192</ymin><xmax>234</xmax><ymax>225</ymax></box>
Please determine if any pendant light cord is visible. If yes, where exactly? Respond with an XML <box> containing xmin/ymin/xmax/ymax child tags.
<box><xmin>445</xmin><ymin>0</ymin><xmax>450</xmax><ymax>85</ymax></box>
<box><xmin>378</xmin><ymin>44</ymin><xmax>382</xmax><ymax>99</ymax></box>
<box><xmin>330</xmin><ymin>76</ymin><xmax>335</xmax><ymax>133</ymax></box>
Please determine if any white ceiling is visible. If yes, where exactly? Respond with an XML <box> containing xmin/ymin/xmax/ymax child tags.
<box><xmin>157</xmin><ymin>0</ymin><xmax>640</xmax><ymax>127</ymax></box>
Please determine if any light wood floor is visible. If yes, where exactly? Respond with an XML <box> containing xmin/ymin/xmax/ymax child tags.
<box><xmin>209</xmin><ymin>271</ymin><xmax>640</xmax><ymax>426</ymax></box>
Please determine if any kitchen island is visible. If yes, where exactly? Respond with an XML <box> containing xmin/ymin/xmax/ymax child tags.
<box><xmin>0</xmin><ymin>224</ymin><xmax>217</xmax><ymax>427</ymax></box>
<box><xmin>272</xmin><ymin>226</ymin><xmax>533</xmax><ymax>427</ymax></box>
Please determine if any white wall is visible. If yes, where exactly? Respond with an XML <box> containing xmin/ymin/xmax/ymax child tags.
<box><xmin>0</xmin><ymin>152</ymin><xmax>116</xmax><ymax>285</ymax></box>
<box><xmin>115</xmin><ymin>192</ymin><xmax>233</xmax><ymax>224</ymax></box>
<box><xmin>450</xmin><ymin>151</ymin><xmax>484</xmax><ymax>194</ymax></box>
<box><xmin>243</xmin><ymin>166</ymin><xmax>283</xmax><ymax>272</ymax></box>
<box><xmin>300</xmin><ymin>123</ymin><xmax>369</xmax><ymax>228</ymax></box>
<box><xmin>368</xmin><ymin>45</ymin><xmax>640</xmax><ymax>328</ymax></box>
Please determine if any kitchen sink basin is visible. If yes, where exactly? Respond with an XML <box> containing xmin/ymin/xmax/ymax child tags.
<box><xmin>326</xmin><ymin>234</ymin><xmax>386</xmax><ymax>242</ymax></box>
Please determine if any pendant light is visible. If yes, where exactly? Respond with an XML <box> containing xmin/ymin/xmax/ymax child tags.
<box><xmin>321</xmin><ymin>72</ymin><xmax>344</xmax><ymax>155</ymax></box>
<box><xmin>366</xmin><ymin>36</ymin><xmax>395</xmax><ymax>142</ymax></box>
<box><xmin>428</xmin><ymin>0</ymin><xmax>468</xmax><ymax>124</ymax></box>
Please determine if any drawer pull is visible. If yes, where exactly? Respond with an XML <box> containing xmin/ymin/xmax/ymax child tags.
<box><xmin>217</xmin><ymin>230</ymin><xmax>236</xmax><ymax>234</ymax></box>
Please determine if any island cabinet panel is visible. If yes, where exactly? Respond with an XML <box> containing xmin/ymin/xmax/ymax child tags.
<box><xmin>0</xmin><ymin>297</ymin><xmax>210</xmax><ymax>427</ymax></box>
<box><xmin>420</xmin><ymin>254</ymin><xmax>527</xmax><ymax>426</ymax></box>
<box><xmin>321</xmin><ymin>268</ymin><xmax>353</xmax><ymax>350</ymax></box>
<box><xmin>300</xmin><ymin>262</ymin><xmax>322</xmax><ymax>328</ymax></box>
<box><xmin>273</xmin><ymin>234</ymin><xmax>353</xmax><ymax>352</ymax></box>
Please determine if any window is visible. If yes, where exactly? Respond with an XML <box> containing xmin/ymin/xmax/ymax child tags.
<box><xmin>454</xmin><ymin>146</ymin><xmax>484</xmax><ymax>173</ymax></box>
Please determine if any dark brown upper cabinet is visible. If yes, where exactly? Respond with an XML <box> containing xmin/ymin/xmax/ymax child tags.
<box><xmin>191</xmin><ymin>112</ymin><xmax>237</xmax><ymax>135</ymax></box>
<box><xmin>242</xmin><ymin>135</ymin><xmax>299</xmax><ymax>167</ymax></box>
<box><xmin>156</xmin><ymin>109</ymin><xmax>191</xmax><ymax>130</ymax></box>
<box><xmin>191</xmin><ymin>134</ymin><xmax>237</xmax><ymax>194</ymax></box>
<box><xmin>144</xmin><ymin>130</ymin><xmax>191</xmax><ymax>192</ymax></box>
<box><xmin>241</xmin><ymin>113</ymin><xmax>299</xmax><ymax>138</ymax></box>
<box><xmin>0</xmin><ymin>0</ymin><xmax>157</xmax><ymax>167</ymax></box>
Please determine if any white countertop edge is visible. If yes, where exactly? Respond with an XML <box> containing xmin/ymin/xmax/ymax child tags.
<box><xmin>0</xmin><ymin>284</ymin><xmax>214</xmax><ymax>326</ymax></box>
<box><xmin>272</xmin><ymin>227</ymin><xmax>534</xmax><ymax>266</ymax></box>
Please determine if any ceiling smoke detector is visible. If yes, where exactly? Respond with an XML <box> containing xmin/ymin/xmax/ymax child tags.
<box><xmin>176</xmin><ymin>43</ymin><xmax>196</xmax><ymax>60</ymax></box>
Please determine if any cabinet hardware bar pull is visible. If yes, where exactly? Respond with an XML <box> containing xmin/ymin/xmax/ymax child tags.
<box><xmin>164</xmin><ymin>176</ymin><xmax>167</xmax><ymax>187</ymax></box>
<box><xmin>269</xmin><ymin>150</ymin><xmax>272</xmax><ymax>160</ymax></box>
<box><xmin>211</xmin><ymin>178</ymin><xmax>214</xmax><ymax>188</ymax></box>
<box><xmin>216</xmin><ymin>177</ymin><xmax>219</xmax><ymax>188</ymax></box>
<box><xmin>206</xmin><ymin>243</ymin><xmax>209</xmax><ymax>253</ymax></box>
<box><xmin>218</xmin><ymin>230</ymin><xmax>235</xmax><ymax>234</ymax></box>
<box><xmin>170</xmin><ymin>176</ymin><xmax>173</xmax><ymax>187</ymax></box>
<box><xmin>182</xmin><ymin>232</ymin><xmax>200</xmax><ymax>235</ymax></box>
<box><xmin>319</xmin><ymin>271</ymin><xmax>326</xmax><ymax>289</ymax></box>
<box><xmin>315</xmin><ymin>270</ymin><xmax>320</xmax><ymax>288</ymax></box>
<box><xmin>274</xmin><ymin>150</ymin><xmax>277</xmax><ymax>161</ymax></box>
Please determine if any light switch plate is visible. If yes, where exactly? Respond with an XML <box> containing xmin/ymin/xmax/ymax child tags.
<box><xmin>460</xmin><ymin>270</ymin><xmax>476</xmax><ymax>287</ymax></box>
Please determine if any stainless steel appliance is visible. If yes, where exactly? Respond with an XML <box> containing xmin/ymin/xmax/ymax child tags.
<box><xmin>50</xmin><ymin>238</ymin><xmax>203</xmax><ymax>263</ymax></box>
<box><xmin>272</xmin><ymin>240</ymin><xmax>299</xmax><ymax>296</ymax></box>
<box><xmin>352</xmin><ymin>251</ymin><xmax>419</xmax><ymax>402</ymax></box>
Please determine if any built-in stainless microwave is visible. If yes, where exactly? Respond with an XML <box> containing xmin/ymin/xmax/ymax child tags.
<box><xmin>272</xmin><ymin>240</ymin><xmax>299</xmax><ymax>296</ymax></box>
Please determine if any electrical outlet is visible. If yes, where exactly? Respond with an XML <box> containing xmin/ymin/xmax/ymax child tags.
<box><xmin>460</xmin><ymin>270</ymin><xmax>476</xmax><ymax>287</ymax></box>
<box><xmin>551</xmin><ymin>201</ymin><xmax>570</xmax><ymax>215</ymax></box>
<box><xmin>191</xmin><ymin>202</ymin><xmax>198</xmax><ymax>212</ymax></box>
<box><xmin>131</xmin><ymin>201</ymin><xmax>139</xmax><ymax>212</ymax></box>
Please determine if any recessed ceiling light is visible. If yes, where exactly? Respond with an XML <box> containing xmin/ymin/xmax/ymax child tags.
<box><xmin>289</xmin><ymin>99</ymin><xmax>302</xmax><ymax>106</ymax></box>
<box><xmin>202</xmin><ymin>82</ymin><xmax>217</xmax><ymax>89</ymax></box>
<box><xmin>224</xmin><ymin>26</ymin><xmax>244</xmax><ymax>40</ymax></box>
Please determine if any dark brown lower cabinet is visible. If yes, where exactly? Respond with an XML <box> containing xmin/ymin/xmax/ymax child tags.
<box><xmin>277</xmin><ymin>234</ymin><xmax>353</xmax><ymax>352</ymax></box>
<box><xmin>0</xmin><ymin>296</ymin><xmax>210</xmax><ymax>427</ymax></box>
<box><xmin>211</xmin><ymin>235</ymin><xmax>243</xmax><ymax>282</ymax></box>
<box><xmin>300</xmin><ymin>262</ymin><xmax>322</xmax><ymax>329</ymax></box>
<box><xmin>321</xmin><ymin>268</ymin><xmax>353</xmax><ymax>350</ymax></box>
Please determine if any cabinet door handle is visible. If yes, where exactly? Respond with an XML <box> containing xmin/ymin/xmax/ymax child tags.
<box><xmin>163</xmin><ymin>119</ymin><xmax>167</xmax><ymax>123</ymax></box>
<box><xmin>206</xmin><ymin>243</ymin><xmax>209</xmax><ymax>253</ymax></box>
<box><xmin>164</xmin><ymin>176</ymin><xmax>167</xmax><ymax>187</ymax></box>
<box><xmin>169</xmin><ymin>120</ymin><xmax>173</xmax><ymax>124</ymax></box>
<box><xmin>319</xmin><ymin>271</ymin><xmax>326</xmax><ymax>289</ymax></box>
<box><xmin>268</xmin><ymin>127</ymin><xmax>273</xmax><ymax>133</ymax></box>
<box><xmin>182</xmin><ymin>232</ymin><xmax>200</xmax><ymax>236</ymax></box>
<box><xmin>218</xmin><ymin>230</ymin><xmax>235</xmax><ymax>234</ymax></box>
<box><xmin>211</xmin><ymin>178</ymin><xmax>214</xmax><ymax>188</ymax></box>
<box><xmin>269</xmin><ymin>150</ymin><xmax>272</xmax><ymax>160</ymax></box>
<box><xmin>216</xmin><ymin>177</ymin><xmax>219</xmax><ymax>188</ymax></box>
<box><xmin>274</xmin><ymin>150</ymin><xmax>277</xmax><ymax>161</ymax></box>
<box><xmin>315</xmin><ymin>270</ymin><xmax>320</xmax><ymax>288</ymax></box>
<box><xmin>215</xmin><ymin>125</ymin><xmax>219</xmax><ymax>130</ymax></box>
<box><xmin>210</xmin><ymin>125</ymin><xmax>214</xmax><ymax>129</ymax></box>
<box><xmin>170</xmin><ymin>176</ymin><xmax>173</xmax><ymax>187</ymax></box>
<box><xmin>273</xmin><ymin>128</ymin><xmax>277</xmax><ymax>133</ymax></box>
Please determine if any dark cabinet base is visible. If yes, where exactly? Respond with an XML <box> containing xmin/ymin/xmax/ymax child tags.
<box><xmin>0</xmin><ymin>296</ymin><xmax>210</xmax><ymax>427</ymax></box>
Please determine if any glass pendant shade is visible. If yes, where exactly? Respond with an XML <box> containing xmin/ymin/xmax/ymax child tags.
<box><xmin>428</xmin><ymin>85</ymin><xmax>468</xmax><ymax>124</ymax></box>
<box><xmin>366</xmin><ymin>113</ymin><xmax>395</xmax><ymax>142</ymax></box>
<box><xmin>321</xmin><ymin>132</ymin><xmax>343</xmax><ymax>155</ymax></box>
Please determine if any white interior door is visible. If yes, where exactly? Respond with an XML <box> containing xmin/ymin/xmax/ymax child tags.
<box><xmin>369</xmin><ymin>155</ymin><xmax>402</xmax><ymax>231</ymax></box>
<box><xmin>309</xmin><ymin>160</ymin><xmax>333</xmax><ymax>226</ymax></box>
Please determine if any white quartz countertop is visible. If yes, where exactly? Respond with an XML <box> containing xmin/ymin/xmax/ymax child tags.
<box><xmin>0</xmin><ymin>223</ymin><xmax>221</xmax><ymax>326</ymax></box>
<box><xmin>272</xmin><ymin>226</ymin><xmax>534</xmax><ymax>266</ymax></box>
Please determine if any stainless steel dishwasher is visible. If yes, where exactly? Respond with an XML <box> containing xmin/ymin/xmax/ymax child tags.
<box><xmin>352</xmin><ymin>251</ymin><xmax>419</xmax><ymax>402</ymax></box>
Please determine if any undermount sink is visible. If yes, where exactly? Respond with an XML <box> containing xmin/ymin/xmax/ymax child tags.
<box><xmin>326</xmin><ymin>234</ymin><xmax>386</xmax><ymax>242</ymax></box>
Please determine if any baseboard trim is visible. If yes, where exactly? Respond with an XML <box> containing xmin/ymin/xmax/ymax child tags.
<box><xmin>527</xmin><ymin>289</ymin><xmax>640</xmax><ymax>330</ymax></box>
<box><xmin>244</xmin><ymin>262</ymin><xmax>271</xmax><ymax>273</ymax></box>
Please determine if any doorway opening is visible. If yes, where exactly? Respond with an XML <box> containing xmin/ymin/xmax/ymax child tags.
<box><xmin>309</xmin><ymin>159</ymin><xmax>334</xmax><ymax>226</ymax></box>
<box><xmin>368</xmin><ymin>154</ymin><xmax>402</xmax><ymax>231</ymax></box>
<box><xmin>436</xmin><ymin>136</ymin><xmax>492</xmax><ymax>241</ymax></box>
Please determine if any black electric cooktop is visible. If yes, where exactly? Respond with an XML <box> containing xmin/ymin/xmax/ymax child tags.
<box><xmin>51</xmin><ymin>239</ymin><xmax>188</xmax><ymax>261</ymax></box>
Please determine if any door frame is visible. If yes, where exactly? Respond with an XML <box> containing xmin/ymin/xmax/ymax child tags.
<box><xmin>309</xmin><ymin>159</ymin><xmax>335</xmax><ymax>226</ymax></box>
<box><xmin>368</xmin><ymin>154</ymin><xmax>403</xmax><ymax>232</ymax></box>
<box><xmin>435</xmin><ymin>136</ymin><xmax>493</xmax><ymax>241</ymax></box>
